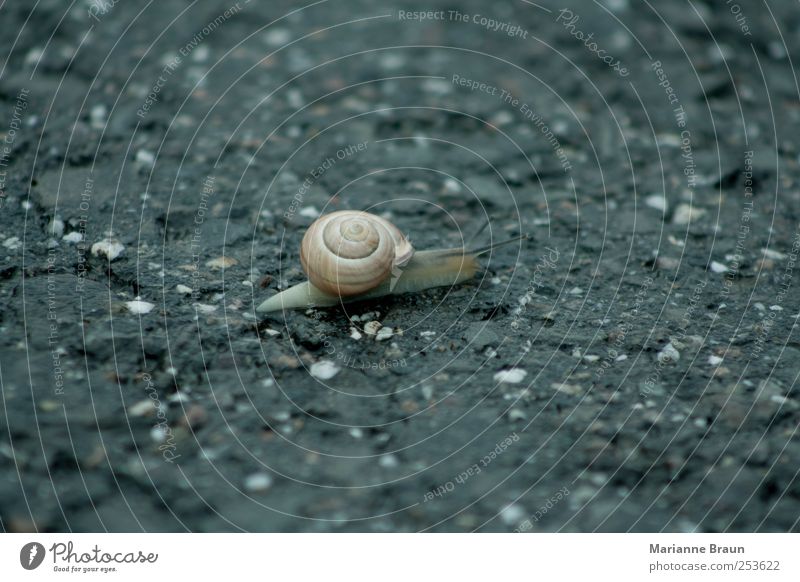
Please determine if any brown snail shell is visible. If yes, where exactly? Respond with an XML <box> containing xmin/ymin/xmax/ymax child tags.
<box><xmin>299</xmin><ymin>210</ymin><xmax>414</xmax><ymax>297</ymax></box>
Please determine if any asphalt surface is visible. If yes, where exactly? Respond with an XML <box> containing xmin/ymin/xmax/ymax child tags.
<box><xmin>1</xmin><ymin>0</ymin><xmax>799</xmax><ymax>532</ymax></box>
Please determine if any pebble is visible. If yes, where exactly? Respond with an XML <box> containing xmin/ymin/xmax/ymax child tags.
<box><xmin>49</xmin><ymin>217</ymin><xmax>65</xmax><ymax>238</ymax></box>
<box><xmin>645</xmin><ymin>194</ymin><xmax>667</xmax><ymax>212</ymax></box>
<box><xmin>91</xmin><ymin>238</ymin><xmax>125</xmax><ymax>261</ymax></box>
<box><xmin>135</xmin><ymin>149</ymin><xmax>155</xmax><ymax>168</ymax></box>
<box><xmin>443</xmin><ymin>178</ymin><xmax>461</xmax><ymax>193</ymax></box>
<box><xmin>128</xmin><ymin>400</ymin><xmax>155</xmax><ymax>417</ymax></box>
<box><xmin>349</xmin><ymin>327</ymin><xmax>362</xmax><ymax>340</ymax></box>
<box><xmin>672</xmin><ymin>203</ymin><xmax>705</xmax><ymax>225</ymax></box>
<box><xmin>126</xmin><ymin>299</ymin><xmax>155</xmax><ymax>315</ymax></box>
<box><xmin>379</xmin><ymin>454</ymin><xmax>399</xmax><ymax>468</ymax></box>
<box><xmin>348</xmin><ymin>427</ymin><xmax>363</xmax><ymax>439</ymax></box>
<box><xmin>194</xmin><ymin>303</ymin><xmax>217</xmax><ymax>314</ymax></box>
<box><xmin>583</xmin><ymin>354</ymin><xmax>600</xmax><ymax>363</ymax></box>
<box><xmin>299</xmin><ymin>206</ymin><xmax>320</xmax><ymax>218</ymax></box>
<box><xmin>769</xmin><ymin>305</ymin><xmax>783</xmax><ymax>311</ymax></box>
<box><xmin>150</xmin><ymin>426</ymin><xmax>168</xmax><ymax>443</ymax></box>
<box><xmin>656</xmin><ymin>256</ymin><xmax>680</xmax><ymax>270</ymax></box>
<box><xmin>262</xmin><ymin>328</ymin><xmax>280</xmax><ymax>337</ymax></box>
<box><xmin>310</xmin><ymin>360</ymin><xmax>340</xmax><ymax>380</ymax></box>
<box><xmin>658</xmin><ymin>343</ymin><xmax>680</xmax><ymax>364</ymax></box>
<box><xmin>244</xmin><ymin>472</ymin><xmax>273</xmax><ymax>493</ymax></box>
<box><xmin>494</xmin><ymin>369</ymin><xmax>527</xmax><ymax>384</ymax></box>
<box><xmin>363</xmin><ymin>321</ymin><xmax>382</xmax><ymax>336</ymax></box>
<box><xmin>710</xmin><ymin>261</ymin><xmax>728</xmax><ymax>273</ymax></box>
<box><xmin>420</xmin><ymin>331</ymin><xmax>436</xmax><ymax>339</ymax></box>
<box><xmin>3</xmin><ymin>236</ymin><xmax>21</xmax><ymax>249</ymax></box>
<box><xmin>763</xmin><ymin>248</ymin><xmax>786</xmax><ymax>260</ymax></box>
<box><xmin>176</xmin><ymin>284</ymin><xmax>193</xmax><ymax>294</ymax></box>
<box><xmin>508</xmin><ymin>408</ymin><xmax>527</xmax><ymax>421</ymax></box>
<box><xmin>500</xmin><ymin>503</ymin><xmax>526</xmax><ymax>526</ymax></box>
<box><xmin>375</xmin><ymin>327</ymin><xmax>394</xmax><ymax>341</ymax></box>
<box><xmin>206</xmin><ymin>256</ymin><xmax>238</xmax><ymax>269</ymax></box>
<box><xmin>264</xmin><ymin>27</ymin><xmax>291</xmax><ymax>46</ymax></box>
<box><xmin>62</xmin><ymin>232</ymin><xmax>83</xmax><ymax>243</ymax></box>
<box><xmin>89</xmin><ymin>104</ymin><xmax>107</xmax><ymax>129</ymax></box>
<box><xmin>38</xmin><ymin>399</ymin><xmax>60</xmax><ymax>412</ymax></box>
<box><xmin>708</xmin><ymin>355</ymin><xmax>723</xmax><ymax>366</ymax></box>
<box><xmin>551</xmin><ymin>382</ymin><xmax>582</xmax><ymax>395</ymax></box>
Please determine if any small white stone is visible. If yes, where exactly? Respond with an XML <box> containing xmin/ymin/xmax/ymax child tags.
<box><xmin>551</xmin><ymin>382</ymin><xmax>582</xmax><ymax>395</ymax></box>
<box><xmin>91</xmin><ymin>238</ymin><xmax>125</xmax><ymax>261</ymax></box>
<box><xmin>206</xmin><ymin>256</ymin><xmax>238</xmax><ymax>269</ymax></box>
<box><xmin>244</xmin><ymin>472</ymin><xmax>273</xmax><ymax>492</ymax></box>
<box><xmin>49</xmin><ymin>217</ymin><xmax>65</xmax><ymax>238</ymax></box>
<box><xmin>349</xmin><ymin>327</ymin><xmax>362</xmax><ymax>340</ymax></box>
<box><xmin>90</xmin><ymin>104</ymin><xmax>107</xmax><ymax>128</ymax></box>
<box><xmin>569</xmin><ymin>287</ymin><xmax>583</xmax><ymax>295</ymax></box>
<box><xmin>128</xmin><ymin>400</ymin><xmax>154</xmax><ymax>417</ymax></box>
<box><xmin>494</xmin><ymin>369</ymin><xmax>527</xmax><ymax>384</ymax></box>
<box><xmin>176</xmin><ymin>284</ymin><xmax>193</xmax><ymax>294</ymax></box>
<box><xmin>710</xmin><ymin>261</ymin><xmax>728</xmax><ymax>274</ymax></box>
<box><xmin>379</xmin><ymin>454</ymin><xmax>399</xmax><ymax>468</ymax></box>
<box><xmin>500</xmin><ymin>504</ymin><xmax>526</xmax><ymax>526</ymax></box>
<box><xmin>645</xmin><ymin>194</ymin><xmax>667</xmax><ymax>212</ymax></box>
<box><xmin>135</xmin><ymin>149</ymin><xmax>155</xmax><ymax>168</ymax></box>
<box><xmin>763</xmin><ymin>248</ymin><xmax>786</xmax><ymax>260</ymax></box>
<box><xmin>443</xmin><ymin>178</ymin><xmax>461</xmax><ymax>193</ymax></box>
<box><xmin>615</xmin><ymin>354</ymin><xmax>628</xmax><ymax>362</ymax></box>
<box><xmin>658</xmin><ymin>343</ymin><xmax>680</xmax><ymax>364</ymax></box>
<box><xmin>375</xmin><ymin>327</ymin><xmax>394</xmax><ymax>341</ymax></box>
<box><xmin>420</xmin><ymin>331</ymin><xmax>436</xmax><ymax>339</ymax></box>
<box><xmin>668</xmin><ymin>235</ymin><xmax>685</xmax><ymax>247</ymax></box>
<box><xmin>583</xmin><ymin>354</ymin><xmax>600</xmax><ymax>363</ymax></box>
<box><xmin>363</xmin><ymin>321</ymin><xmax>382</xmax><ymax>336</ymax></box>
<box><xmin>672</xmin><ymin>203</ymin><xmax>705</xmax><ymax>225</ymax></box>
<box><xmin>349</xmin><ymin>427</ymin><xmax>363</xmax><ymax>439</ymax></box>
<box><xmin>299</xmin><ymin>206</ymin><xmax>319</xmax><ymax>218</ymax></box>
<box><xmin>769</xmin><ymin>305</ymin><xmax>783</xmax><ymax>311</ymax></box>
<box><xmin>194</xmin><ymin>303</ymin><xmax>217</xmax><ymax>314</ymax></box>
<box><xmin>508</xmin><ymin>408</ymin><xmax>527</xmax><ymax>421</ymax></box>
<box><xmin>191</xmin><ymin>44</ymin><xmax>210</xmax><ymax>62</ymax></box>
<box><xmin>263</xmin><ymin>328</ymin><xmax>280</xmax><ymax>337</ymax></box>
<box><xmin>310</xmin><ymin>360</ymin><xmax>340</xmax><ymax>380</ymax></box>
<box><xmin>62</xmin><ymin>232</ymin><xmax>83</xmax><ymax>243</ymax></box>
<box><xmin>150</xmin><ymin>426</ymin><xmax>167</xmax><ymax>443</ymax></box>
<box><xmin>708</xmin><ymin>355</ymin><xmax>723</xmax><ymax>366</ymax></box>
<box><xmin>2</xmin><ymin>236</ymin><xmax>21</xmax><ymax>249</ymax></box>
<box><xmin>126</xmin><ymin>299</ymin><xmax>155</xmax><ymax>315</ymax></box>
<box><xmin>264</xmin><ymin>28</ymin><xmax>292</xmax><ymax>46</ymax></box>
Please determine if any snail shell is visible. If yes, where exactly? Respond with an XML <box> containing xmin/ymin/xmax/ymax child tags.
<box><xmin>257</xmin><ymin>211</ymin><xmax>525</xmax><ymax>313</ymax></box>
<box><xmin>299</xmin><ymin>210</ymin><xmax>414</xmax><ymax>296</ymax></box>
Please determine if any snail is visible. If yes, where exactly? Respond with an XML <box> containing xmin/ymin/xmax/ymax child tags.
<box><xmin>257</xmin><ymin>210</ymin><xmax>524</xmax><ymax>313</ymax></box>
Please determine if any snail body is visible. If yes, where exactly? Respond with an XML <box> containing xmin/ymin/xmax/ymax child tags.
<box><xmin>257</xmin><ymin>210</ymin><xmax>518</xmax><ymax>313</ymax></box>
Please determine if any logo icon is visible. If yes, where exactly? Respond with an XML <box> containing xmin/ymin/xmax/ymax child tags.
<box><xmin>20</xmin><ymin>542</ymin><xmax>45</xmax><ymax>570</ymax></box>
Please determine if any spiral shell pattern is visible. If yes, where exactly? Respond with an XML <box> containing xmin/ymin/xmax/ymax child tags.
<box><xmin>300</xmin><ymin>211</ymin><xmax>414</xmax><ymax>297</ymax></box>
